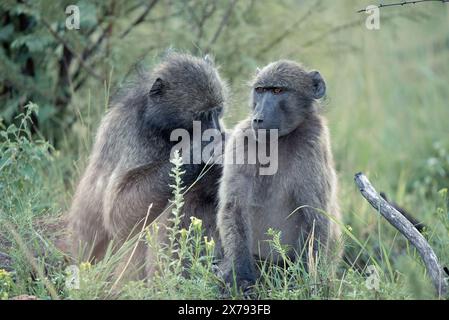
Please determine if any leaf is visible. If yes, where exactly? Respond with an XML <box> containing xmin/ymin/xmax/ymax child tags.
<box><xmin>6</xmin><ymin>124</ymin><xmax>17</xmax><ymax>134</ymax></box>
<box><xmin>11</xmin><ymin>34</ymin><xmax>52</xmax><ymax>53</ymax></box>
<box><xmin>0</xmin><ymin>24</ymin><xmax>14</xmax><ymax>41</ymax></box>
<box><xmin>34</xmin><ymin>104</ymin><xmax>55</xmax><ymax>124</ymax></box>
<box><xmin>77</xmin><ymin>1</ymin><xmax>98</xmax><ymax>29</ymax></box>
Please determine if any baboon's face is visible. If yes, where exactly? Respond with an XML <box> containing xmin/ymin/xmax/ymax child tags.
<box><xmin>251</xmin><ymin>61</ymin><xmax>325</xmax><ymax>137</ymax></box>
<box><xmin>149</xmin><ymin>54</ymin><xmax>226</xmax><ymax>132</ymax></box>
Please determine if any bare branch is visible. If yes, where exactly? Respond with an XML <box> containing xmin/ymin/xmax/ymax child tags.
<box><xmin>293</xmin><ymin>13</ymin><xmax>405</xmax><ymax>54</ymax></box>
<box><xmin>196</xmin><ymin>1</ymin><xmax>218</xmax><ymax>44</ymax></box>
<box><xmin>356</xmin><ymin>0</ymin><xmax>448</xmax><ymax>13</ymax></box>
<box><xmin>120</xmin><ymin>0</ymin><xmax>159</xmax><ymax>39</ymax></box>
<box><xmin>354</xmin><ymin>172</ymin><xmax>448</xmax><ymax>297</ymax></box>
<box><xmin>300</xmin><ymin>18</ymin><xmax>366</xmax><ymax>49</ymax></box>
<box><xmin>82</xmin><ymin>26</ymin><xmax>110</xmax><ymax>61</ymax></box>
<box><xmin>380</xmin><ymin>192</ymin><xmax>427</xmax><ymax>232</ymax></box>
<box><xmin>85</xmin><ymin>14</ymin><xmax>107</xmax><ymax>38</ymax></box>
<box><xmin>255</xmin><ymin>0</ymin><xmax>320</xmax><ymax>59</ymax></box>
<box><xmin>204</xmin><ymin>0</ymin><xmax>239</xmax><ymax>53</ymax></box>
<box><xmin>36</xmin><ymin>14</ymin><xmax>105</xmax><ymax>82</ymax></box>
<box><xmin>143</xmin><ymin>10</ymin><xmax>185</xmax><ymax>24</ymax></box>
<box><xmin>3</xmin><ymin>219</ymin><xmax>59</xmax><ymax>299</ymax></box>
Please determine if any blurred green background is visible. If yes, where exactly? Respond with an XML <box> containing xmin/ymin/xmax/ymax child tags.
<box><xmin>0</xmin><ymin>0</ymin><xmax>448</xmax><ymax>299</ymax></box>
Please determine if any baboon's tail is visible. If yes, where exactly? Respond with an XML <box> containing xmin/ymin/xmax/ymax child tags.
<box><xmin>380</xmin><ymin>192</ymin><xmax>426</xmax><ymax>233</ymax></box>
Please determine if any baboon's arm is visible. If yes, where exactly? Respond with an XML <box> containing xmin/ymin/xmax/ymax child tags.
<box><xmin>217</xmin><ymin>175</ymin><xmax>256</xmax><ymax>285</ymax></box>
<box><xmin>104</xmin><ymin>162</ymin><xmax>173</xmax><ymax>240</ymax></box>
<box><xmin>289</xmin><ymin>166</ymin><xmax>334</xmax><ymax>249</ymax></box>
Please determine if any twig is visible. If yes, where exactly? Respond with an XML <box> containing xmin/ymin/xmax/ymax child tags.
<box><xmin>3</xmin><ymin>220</ymin><xmax>59</xmax><ymax>299</ymax></box>
<box><xmin>144</xmin><ymin>10</ymin><xmax>184</xmax><ymax>24</ymax></box>
<box><xmin>204</xmin><ymin>0</ymin><xmax>239</xmax><ymax>53</ymax></box>
<box><xmin>354</xmin><ymin>172</ymin><xmax>448</xmax><ymax>297</ymax></box>
<box><xmin>71</xmin><ymin>27</ymin><xmax>110</xmax><ymax>84</ymax></box>
<box><xmin>301</xmin><ymin>18</ymin><xmax>371</xmax><ymax>49</ymax></box>
<box><xmin>120</xmin><ymin>0</ymin><xmax>159</xmax><ymax>39</ymax></box>
<box><xmin>31</xmin><ymin>8</ymin><xmax>105</xmax><ymax>82</ymax></box>
<box><xmin>0</xmin><ymin>251</ymin><xmax>11</xmax><ymax>259</ymax></box>
<box><xmin>380</xmin><ymin>192</ymin><xmax>427</xmax><ymax>232</ymax></box>
<box><xmin>356</xmin><ymin>0</ymin><xmax>448</xmax><ymax>13</ymax></box>
<box><xmin>195</xmin><ymin>1</ymin><xmax>217</xmax><ymax>45</ymax></box>
<box><xmin>110</xmin><ymin>203</ymin><xmax>153</xmax><ymax>292</ymax></box>
<box><xmin>255</xmin><ymin>0</ymin><xmax>321</xmax><ymax>59</ymax></box>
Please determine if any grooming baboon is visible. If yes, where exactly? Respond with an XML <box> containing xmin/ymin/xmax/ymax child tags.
<box><xmin>68</xmin><ymin>53</ymin><xmax>227</xmax><ymax>279</ymax></box>
<box><xmin>217</xmin><ymin>60</ymin><xmax>341</xmax><ymax>289</ymax></box>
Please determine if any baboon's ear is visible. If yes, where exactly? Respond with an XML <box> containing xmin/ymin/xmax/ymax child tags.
<box><xmin>255</xmin><ymin>67</ymin><xmax>261</xmax><ymax>75</ymax></box>
<box><xmin>149</xmin><ymin>78</ymin><xmax>165</xmax><ymax>96</ymax></box>
<box><xmin>309</xmin><ymin>70</ymin><xmax>326</xmax><ymax>99</ymax></box>
<box><xmin>204</xmin><ymin>54</ymin><xmax>215</xmax><ymax>65</ymax></box>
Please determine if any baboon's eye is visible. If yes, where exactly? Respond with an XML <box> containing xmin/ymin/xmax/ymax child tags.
<box><xmin>255</xmin><ymin>87</ymin><xmax>264</xmax><ymax>94</ymax></box>
<box><xmin>272</xmin><ymin>87</ymin><xmax>283</xmax><ymax>94</ymax></box>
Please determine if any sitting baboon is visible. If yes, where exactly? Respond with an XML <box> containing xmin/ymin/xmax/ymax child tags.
<box><xmin>217</xmin><ymin>60</ymin><xmax>341</xmax><ymax>288</ymax></box>
<box><xmin>68</xmin><ymin>52</ymin><xmax>227</xmax><ymax>279</ymax></box>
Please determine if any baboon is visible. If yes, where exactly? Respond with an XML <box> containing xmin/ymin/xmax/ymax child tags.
<box><xmin>217</xmin><ymin>60</ymin><xmax>341</xmax><ymax>289</ymax></box>
<box><xmin>68</xmin><ymin>52</ymin><xmax>227</xmax><ymax>279</ymax></box>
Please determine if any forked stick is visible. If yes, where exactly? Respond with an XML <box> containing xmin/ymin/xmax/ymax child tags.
<box><xmin>354</xmin><ymin>172</ymin><xmax>448</xmax><ymax>297</ymax></box>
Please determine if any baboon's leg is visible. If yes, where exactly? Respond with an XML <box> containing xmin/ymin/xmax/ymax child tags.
<box><xmin>70</xmin><ymin>204</ymin><xmax>111</xmax><ymax>263</ymax></box>
<box><xmin>145</xmin><ymin>194</ymin><xmax>221</xmax><ymax>279</ymax></box>
<box><xmin>182</xmin><ymin>165</ymin><xmax>221</xmax><ymax>249</ymax></box>
<box><xmin>115</xmin><ymin>240</ymin><xmax>149</xmax><ymax>282</ymax></box>
<box><xmin>103</xmin><ymin>163</ymin><xmax>172</xmax><ymax>280</ymax></box>
<box><xmin>104</xmin><ymin>163</ymin><xmax>172</xmax><ymax>239</ymax></box>
<box><xmin>218</xmin><ymin>194</ymin><xmax>256</xmax><ymax>284</ymax></box>
<box><xmin>183</xmin><ymin>194</ymin><xmax>222</xmax><ymax>259</ymax></box>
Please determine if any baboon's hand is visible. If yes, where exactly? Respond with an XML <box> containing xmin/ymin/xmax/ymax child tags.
<box><xmin>218</xmin><ymin>260</ymin><xmax>256</xmax><ymax>293</ymax></box>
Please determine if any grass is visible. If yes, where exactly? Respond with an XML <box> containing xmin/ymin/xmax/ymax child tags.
<box><xmin>0</xmin><ymin>104</ymin><xmax>447</xmax><ymax>300</ymax></box>
<box><xmin>1</xmin><ymin>2</ymin><xmax>449</xmax><ymax>300</ymax></box>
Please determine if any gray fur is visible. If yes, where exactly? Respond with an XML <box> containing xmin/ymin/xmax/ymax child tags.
<box><xmin>68</xmin><ymin>52</ymin><xmax>227</xmax><ymax>279</ymax></box>
<box><xmin>217</xmin><ymin>60</ymin><xmax>341</xmax><ymax>288</ymax></box>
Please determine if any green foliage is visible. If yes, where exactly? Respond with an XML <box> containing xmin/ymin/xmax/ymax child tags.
<box><xmin>0</xmin><ymin>103</ymin><xmax>65</xmax><ymax>299</ymax></box>
<box><xmin>65</xmin><ymin>151</ymin><xmax>221</xmax><ymax>299</ymax></box>
<box><xmin>143</xmin><ymin>150</ymin><xmax>220</xmax><ymax>299</ymax></box>
<box><xmin>412</xmin><ymin>143</ymin><xmax>449</xmax><ymax>197</ymax></box>
<box><xmin>1</xmin><ymin>0</ymin><xmax>449</xmax><ymax>300</ymax></box>
<box><xmin>0</xmin><ymin>269</ymin><xmax>13</xmax><ymax>300</ymax></box>
<box><xmin>0</xmin><ymin>103</ymin><xmax>53</xmax><ymax>215</ymax></box>
<box><xmin>1</xmin><ymin>3</ymin><xmax>59</xmax><ymax>140</ymax></box>
<box><xmin>0</xmin><ymin>0</ymin><xmax>329</xmax><ymax>142</ymax></box>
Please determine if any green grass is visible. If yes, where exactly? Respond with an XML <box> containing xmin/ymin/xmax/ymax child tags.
<box><xmin>1</xmin><ymin>2</ymin><xmax>449</xmax><ymax>300</ymax></box>
<box><xmin>0</xmin><ymin>103</ymin><xmax>447</xmax><ymax>300</ymax></box>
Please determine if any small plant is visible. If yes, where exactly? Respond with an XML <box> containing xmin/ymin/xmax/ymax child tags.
<box><xmin>143</xmin><ymin>150</ymin><xmax>219</xmax><ymax>299</ymax></box>
<box><xmin>0</xmin><ymin>269</ymin><xmax>13</xmax><ymax>300</ymax></box>
<box><xmin>145</xmin><ymin>150</ymin><xmax>188</xmax><ymax>281</ymax></box>
<box><xmin>435</xmin><ymin>188</ymin><xmax>449</xmax><ymax>232</ymax></box>
<box><xmin>0</xmin><ymin>102</ymin><xmax>53</xmax><ymax>219</ymax></box>
<box><xmin>0</xmin><ymin>103</ymin><xmax>64</xmax><ymax>299</ymax></box>
<box><xmin>255</xmin><ymin>228</ymin><xmax>334</xmax><ymax>299</ymax></box>
<box><xmin>412</xmin><ymin>142</ymin><xmax>449</xmax><ymax>197</ymax></box>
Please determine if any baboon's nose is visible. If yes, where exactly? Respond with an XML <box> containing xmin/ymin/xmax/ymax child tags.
<box><xmin>253</xmin><ymin>118</ymin><xmax>263</xmax><ymax>124</ymax></box>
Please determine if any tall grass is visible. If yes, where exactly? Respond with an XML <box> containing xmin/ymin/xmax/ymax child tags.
<box><xmin>1</xmin><ymin>105</ymin><xmax>447</xmax><ymax>299</ymax></box>
<box><xmin>1</xmin><ymin>2</ymin><xmax>448</xmax><ymax>300</ymax></box>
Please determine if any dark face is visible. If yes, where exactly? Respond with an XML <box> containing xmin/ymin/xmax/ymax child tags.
<box><xmin>251</xmin><ymin>66</ymin><xmax>326</xmax><ymax>137</ymax></box>
<box><xmin>194</xmin><ymin>104</ymin><xmax>224</xmax><ymax>133</ymax></box>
